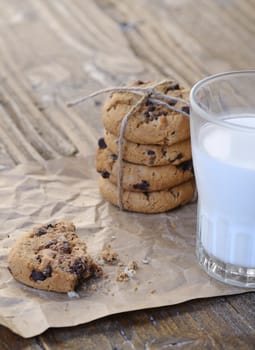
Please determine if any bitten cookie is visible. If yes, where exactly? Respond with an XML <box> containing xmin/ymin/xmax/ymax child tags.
<box><xmin>99</xmin><ymin>177</ymin><xmax>195</xmax><ymax>213</ymax></box>
<box><xmin>8</xmin><ymin>221</ymin><xmax>102</xmax><ymax>293</ymax></box>
<box><xmin>102</xmin><ymin>131</ymin><xmax>192</xmax><ymax>166</ymax></box>
<box><xmin>96</xmin><ymin>147</ymin><xmax>194</xmax><ymax>192</ymax></box>
<box><xmin>102</xmin><ymin>80</ymin><xmax>190</xmax><ymax>146</ymax></box>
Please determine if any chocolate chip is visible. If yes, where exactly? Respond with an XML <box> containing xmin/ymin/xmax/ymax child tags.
<box><xmin>154</xmin><ymin>111</ymin><xmax>168</xmax><ymax>117</ymax></box>
<box><xmin>177</xmin><ymin>160</ymin><xmax>193</xmax><ymax>172</ymax></box>
<box><xmin>147</xmin><ymin>105</ymin><xmax>156</xmax><ymax>112</ymax></box>
<box><xmin>181</xmin><ymin>106</ymin><xmax>190</xmax><ymax>115</ymax></box>
<box><xmin>162</xmin><ymin>148</ymin><xmax>167</xmax><ymax>156</ymax></box>
<box><xmin>47</xmin><ymin>242</ymin><xmax>56</xmax><ymax>248</ymax></box>
<box><xmin>171</xmin><ymin>131</ymin><xmax>176</xmax><ymax>135</ymax></box>
<box><xmin>69</xmin><ymin>257</ymin><xmax>87</xmax><ymax>276</ymax></box>
<box><xmin>147</xmin><ymin>149</ymin><xmax>156</xmax><ymax>165</ymax></box>
<box><xmin>98</xmin><ymin>138</ymin><xmax>107</xmax><ymax>149</ymax></box>
<box><xmin>145</xmin><ymin>113</ymin><xmax>162</xmax><ymax>123</ymax></box>
<box><xmin>101</xmin><ymin>171</ymin><xmax>110</xmax><ymax>179</ymax></box>
<box><xmin>145</xmin><ymin>99</ymin><xmax>153</xmax><ymax>106</ymax></box>
<box><xmin>46</xmin><ymin>224</ymin><xmax>55</xmax><ymax>229</ymax></box>
<box><xmin>30</xmin><ymin>264</ymin><xmax>52</xmax><ymax>281</ymax></box>
<box><xmin>171</xmin><ymin>153</ymin><xmax>183</xmax><ymax>162</ymax></box>
<box><xmin>167</xmin><ymin>99</ymin><xmax>177</xmax><ymax>106</ymax></box>
<box><xmin>35</xmin><ymin>228</ymin><xmax>47</xmax><ymax>236</ymax></box>
<box><xmin>166</xmin><ymin>83</ymin><xmax>180</xmax><ymax>92</ymax></box>
<box><xmin>143</xmin><ymin>192</ymin><xmax>150</xmax><ymax>199</ymax></box>
<box><xmin>111</xmin><ymin>154</ymin><xmax>118</xmax><ymax>161</ymax></box>
<box><xmin>133</xmin><ymin>180</ymin><xmax>150</xmax><ymax>190</ymax></box>
<box><xmin>135</xmin><ymin>80</ymin><xmax>145</xmax><ymax>85</ymax></box>
<box><xmin>60</xmin><ymin>241</ymin><xmax>72</xmax><ymax>254</ymax></box>
<box><xmin>44</xmin><ymin>264</ymin><xmax>52</xmax><ymax>278</ymax></box>
<box><xmin>145</xmin><ymin>108</ymin><xmax>168</xmax><ymax>121</ymax></box>
<box><xmin>31</xmin><ymin>270</ymin><xmax>47</xmax><ymax>281</ymax></box>
<box><xmin>36</xmin><ymin>255</ymin><xmax>42</xmax><ymax>263</ymax></box>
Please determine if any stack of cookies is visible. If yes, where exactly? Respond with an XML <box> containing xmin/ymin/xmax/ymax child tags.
<box><xmin>96</xmin><ymin>80</ymin><xmax>195</xmax><ymax>213</ymax></box>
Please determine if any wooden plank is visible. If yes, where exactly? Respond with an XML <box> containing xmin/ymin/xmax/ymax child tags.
<box><xmin>0</xmin><ymin>52</ymin><xmax>77</xmax><ymax>160</ymax></box>
<box><xmin>0</xmin><ymin>325</ymin><xmax>42</xmax><ymax>350</ymax></box>
<box><xmin>170</xmin><ymin>0</ymin><xmax>255</xmax><ymax>73</ymax></box>
<box><xmin>37</xmin><ymin>294</ymin><xmax>255</xmax><ymax>349</ymax></box>
<box><xmin>0</xmin><ymin>0</ymin><xmax>255</xmax><ymax>162</ymax></box>
<box><xmin>0</xmin><ymin>142</ymin><xmax>15</xmax><ymax>170</ymax></box>
<box><xmin>99</xmin><ymin>1</ymin><xmax>204</xmax><ymax>85</ymax></box>
<box><xmin>0</xmin><ymin>103</ymin><xmax>45</xmax><ymax>164</ymax></box>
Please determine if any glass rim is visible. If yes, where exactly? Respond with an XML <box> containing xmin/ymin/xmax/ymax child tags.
<box><xmin>190</xmin><ymin>70</ymin><xmax>255</xmax><ymax>132</ymax></box>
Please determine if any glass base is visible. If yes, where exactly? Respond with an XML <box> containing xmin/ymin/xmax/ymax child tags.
<box><xmin>197</xmin><ymin>243</ymin><xmax>255</xmax><ymax>288</ymax></box>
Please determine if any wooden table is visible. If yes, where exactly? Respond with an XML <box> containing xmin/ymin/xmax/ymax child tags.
<box><xmin>0</xmin><ymin>0</ymin><xmax>255</xmax><ymax>348</ymax></box>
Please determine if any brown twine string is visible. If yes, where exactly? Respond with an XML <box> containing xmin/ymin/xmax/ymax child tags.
<box><xmin>67</xmin><ymin>80</ymin><xmax>191</xmax><ymax>211</ymax></box>
<box><xmin>117</xmin><ymin>95</ymin><xmax>149</xmax><ymax>209</ymax></box>
<box><xmin>67</xmin><ymin>81</ymin><xmax>189</xmax><ymax>110</ymax></box>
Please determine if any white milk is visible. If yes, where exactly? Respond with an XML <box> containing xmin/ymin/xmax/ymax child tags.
<box><xmin>193</xmin><ymin>115</ymin><xmax>255</xmax><ymax>268</ymax></box>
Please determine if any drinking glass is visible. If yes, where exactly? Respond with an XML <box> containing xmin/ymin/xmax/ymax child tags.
<box><xmin>190</xmin><ymin>70</ymin><xmax>255</xmax><ymax>288</ymax></box>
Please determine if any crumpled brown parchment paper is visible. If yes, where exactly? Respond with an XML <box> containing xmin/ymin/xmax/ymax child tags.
<box><xmin>0</xmin><ymin>155</ymin><xmax>247</xmax><ymax>338</ymax></box>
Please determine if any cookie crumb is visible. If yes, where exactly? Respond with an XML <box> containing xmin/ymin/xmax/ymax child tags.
<box><xmin>116</xmin><ymin>261</ymin><xmax>138</xmax><ymax>282</ymax></box>
<box><xmin>101</xmin><ymin>244</ymin><xmax>119</xmax><ymax>264</ymax></box>
<box><xmin>127</xmin><ymin>260</ymin><xmax>138</xmax><ymax>271</ymax></box>
<box><xmin>116</xmin><ymin>271</ymin><xmax>130</xmax><ymax>282</ymax></box>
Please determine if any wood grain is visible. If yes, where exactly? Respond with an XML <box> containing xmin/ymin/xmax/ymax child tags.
<box><xmin>1</xmin><ymin>0</ymin><xmax>255</xmax><ymax>166</ymax></box>
<box><xmin>0</xmin><ymin>0</ymin><xmax>254</xmax><ymax>348</ymax></box>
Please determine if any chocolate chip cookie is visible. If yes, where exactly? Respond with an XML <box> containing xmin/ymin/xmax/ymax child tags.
<box><xmin>102</xmin><ymin>80</ymin><xmax>190</xmax><ymax>146</ymax></box>
<box><xmin>8</xmin><ymin>221</ymin><xmax>102</xmax><ymax>293</ymax></box>
<box><xmin>96</xmin><ymin>147</ymin><xmax>194</xmax><ymax>192</ymax></box>
<box><xmin>99</xmin><ymin>177</ymin><xmax>195</xmax><ymax>213</ymax></box>
<box><xmin>102</xmin><ymin>131</ymin><xmax>192</xmax><ymax>166</ymax></box>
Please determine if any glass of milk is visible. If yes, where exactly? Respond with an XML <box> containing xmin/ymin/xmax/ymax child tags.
<box><xmin>190</xmin><ymin>70</ymin><xmax>255</xmax><ymax>288</ymax></box>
